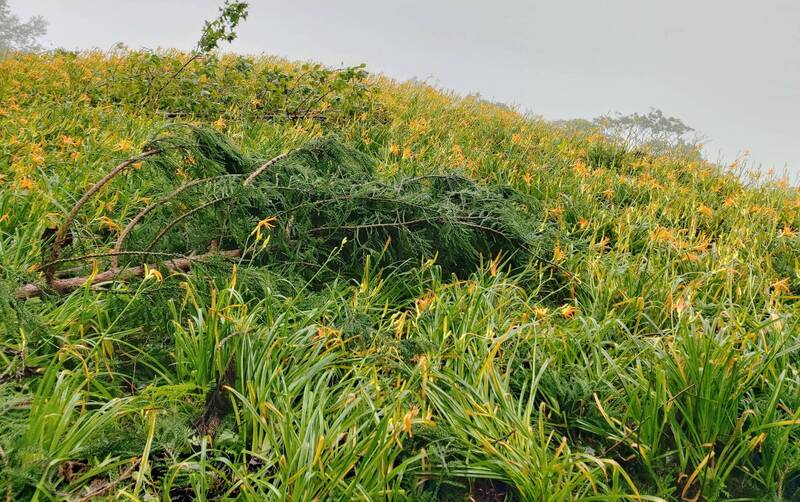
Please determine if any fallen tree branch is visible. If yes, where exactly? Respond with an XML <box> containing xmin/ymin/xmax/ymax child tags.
<box><xmin>243</xmin><ymin>151</ymin><xmax>292</xmax><ymax>186</ymax></box>
<box><xmin>112</xmin><ymin>174</ymin><xmax>241</xmax><ymax>268</ymax></box>
<box><xmin>112</xmin><ymin>151</ymin><xmax>294</xmax><ymax>267</ymax></box>
<box><xmin>143</xmin><ymin>196</ymin><xmax>233</xmax><ymax>253</ymax></box>
<box><xmin>44</xmin><ymin>148</ymin><xmax>163</xmax><ymax>282</ymax></box>
<box><xmin>16</xmin><ymin>249</ymin><xmax>241</xmax><ymax>300</ymax></box>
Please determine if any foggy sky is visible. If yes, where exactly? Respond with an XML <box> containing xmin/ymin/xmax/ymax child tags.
<box><xmin>10</xmin><ymin>0</ymin><xmax>800</xmax><ymax>177</ymax></box>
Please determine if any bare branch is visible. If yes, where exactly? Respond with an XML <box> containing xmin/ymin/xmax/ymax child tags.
<box><xmin>16</xmin><ymin>249</ymin><xmax>241</xmax><ymax>300</ymax></box>
<box><xmin>243</xmin><ymin>151</ymin><xmax>291</xmax><ymax>186</ymax></box>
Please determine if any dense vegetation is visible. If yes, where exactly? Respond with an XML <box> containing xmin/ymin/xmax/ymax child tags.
<box><xmin>1</xmin><ymin>49</ymin><xmax>799</xmax><ymax>501</ymax></box>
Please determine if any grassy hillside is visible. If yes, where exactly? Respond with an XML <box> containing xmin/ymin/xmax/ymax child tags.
<box><xmin>1</xmin><ymin>50</ymin><xmax>799</xmax><ymax>501</ymax></box>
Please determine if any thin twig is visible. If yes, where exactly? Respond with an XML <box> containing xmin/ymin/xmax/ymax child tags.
<box><xmin>144</xmin><ymin>53</ymin><xmax>204</xmax><ymax>106</ymax></box>
<box><xmin>42</xmin><ymin>251</ymin><xmax>189</xmax><ymax>270</ymax></box>
<box><xmin>243</xmin><ymin>151</ymin><xmax>292</xmax><ymax>186</ymax></box>
<box><xmin>309</xmin><ymin>216</ymin><xmax>575</xmax><ymax>279</ymax></box>
<box><xmin>72</xmin><ymin>459</ymin><xmax>140</xmax><ymax>502</ymax></box>
<box><xmin>143</xmin><ymin>196</ymin><xmax>232</xmax><ymax>253</ymax></box>
<box><xmin>298</xmin><ymin>87</ymin><xmax>337</xmax><ymax>119</ymax></box>
<box><xmin>310</xmin><ymin>218</ymin><xmax>433</xmax><ymax>233</ymax></box>
<box><xmin>310</xmin><ymin>217</ymin><xmax>512</xmax><ymax>240</ymax></box>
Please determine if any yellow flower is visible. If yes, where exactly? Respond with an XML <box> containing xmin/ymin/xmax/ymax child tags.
<box><xmin>143</xmin><ymin>264</ymin><xmax>163</xmax><ymax>282</ymax></box>
<box><xmin>17</xmin><ymin>177</ymin><xmax>35</xmax><ymax>190</ymax></box>
<box><xmin>114</xmin><ymin>139</ymin><xmax>134</xmax><ymax>152</ymax></box>
<box><xmin>548</xmin><ymin>206</ymin><xmax>564</xmax><ymax>220</ymax></box>
<box><xmin>389</xmin><ymin>144</ymin><xmax>400</xmax><ymax>155</ymax></box>
<box><xmin>416</xmin><ymin>292</ymin><xmax>436</xmax><ymax>312</ymax></box>
<box><xmin>409</xmin><ymin>118</ymin><xmax>428</xmax><ymax>135</ymax></box>
<box><xmin>552</xmin><ymin>244</ymin><xmax>566</xmax><ymax>263</ymax></box>
<box><xmin>534</xmin><ymin>306</ymin><xmax>549</xmax><ymax>320</ymax></box>
<box><xmin>30</xmin><ymin>152</ymin><xmax>45</xmax><ymax>165</ymax></box>
<box><xmin>587</xmin><ymin>132</ymin><xmax>605</xmax><ymax>143</ymax></box>
<box><xmin>251</xmin><ymin>216</ymin><xmax>278</xmax><ymax>241</ymax></box>
<box><xmin>651</xmin><ymin>226</ymin><xmax>673</xmax><ymax>244</ymax></box>
<box><xmin>99</xmin><ymin>216</ymin><xmax>121</xmax><ymax>233</ymax></box>
<box><xmin>391</xmin><ymin>311</ymin><xmax>407</xmax><ymax>338</ymax></box>
<box><xmin>489</xmin><ymin>252</ymin><xmax>502</xmax><ymax>277</ymax></box>
<box><xmin>693</xmin><ymin>236</ymin><xmax>711</xmax><ymax>252</ymax></box>
<box><xmin>573</xmin><ymin>159</ymin><xmax>589</xmax><ymax>176</ymax></box>
<box><xmin>314</xmin><ymin>325</ymin><xmax>342</xmax><ymax>343</ymax></box>
<box><xmin>213</xmin><ymin>117</ymin><xmax>227</xmax><ymax>130</ymax></box>
<box><xmin>772</xmin><ymin>279</ymin><xmax>790</xmax><ymax>296</ymax></box>
<box><xmin>450</xmin><ymin>144</ymin><xmax>465</xmax><ymax>164</ymax></box>
<box><xmin>698</xmin><ymin>204</ymin><xmax>714</xmax><ymax>218</ymax></box>
<box><xmin>684</xmin><ymin>252</ymin><xmax>700</xmax><ymax>263</ymax></box>
<box><xmin>560</xmin><ymin>305</ymin><xmax>577</xmax><ymax>319</ymax></box>
<box><xmin>673</xmin><ymin>296</ymin><xmax>688</xmax><ymax>314</ymax></box>
<box><xmin>402</xmin><ymin>146</ymin><xmax>412</xmax><ymax>160</ymax></box>
<box><xmin>401</xmin><ymin>406</ymin><xmax>419</xmax><ymax>436</ymax></box>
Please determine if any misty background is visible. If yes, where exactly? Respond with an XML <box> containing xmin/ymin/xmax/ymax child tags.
<box><xmin>9</xmin><ymin>0</ymin><xmax>800</xmax><ymax>177</ymax></box>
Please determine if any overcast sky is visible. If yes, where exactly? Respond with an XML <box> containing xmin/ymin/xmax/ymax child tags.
<box><xmin>11</xmin><ymin>0</ymin><xmax>800</xmax><ymax>177</ymax></box>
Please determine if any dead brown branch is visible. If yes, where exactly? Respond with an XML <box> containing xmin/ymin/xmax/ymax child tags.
<box><xmin>17</xmin><ymin>249</ymin><xmax>241</xmax><ymax>300</ymax></box>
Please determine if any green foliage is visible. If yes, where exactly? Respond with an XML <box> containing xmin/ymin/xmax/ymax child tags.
<box><xmin>104</xmin><ymin>51</ymin><xmax>374</xmax><ymax>123</ymax></box>
<box><xmin>198</xmin><ymin>1</ymin><xmax>249</xmax><ymax>53</ymax></box>
<box><xmin>1</xmin><ymin>50</ymin><xmax>799</xmax><ymax>500</ymax></box>
<box><xmin>117</xmin><ymin>127</ymin><xmax>556</xmax><ymax>285</ymax></box>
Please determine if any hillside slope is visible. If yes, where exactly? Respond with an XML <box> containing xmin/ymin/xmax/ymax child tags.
<box><xmin>1</xmin><ymin>51</ymin><xmax>799</xmax><ymax>500</ymax></box>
